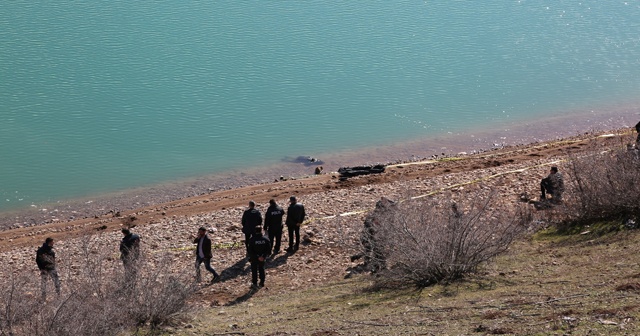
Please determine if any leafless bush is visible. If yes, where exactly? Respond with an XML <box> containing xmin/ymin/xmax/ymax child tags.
<box><xmin>563</xmin><ymin>147</ymin><xmax>640</xmax><ymax>227</ymax></box>
<box><xmin>359</xmin><ymin>191</ymin><xmax>531</xmax><ymax>287</ymax></box>
<box><xmin>124</xmin><ymin>263</ymin><xmax>194</xmax><ymax>328</ymax></box>
<box><xmin>0</xmin><ymin>238</ymin><xmax>195</xmax><ymax>336</ymax></box>
<box><xmin>0</xmin><ymin>274</ymin><xmax>40</xmax><ymax>336</ymax></box>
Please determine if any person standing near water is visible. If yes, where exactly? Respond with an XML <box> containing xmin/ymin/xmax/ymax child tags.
<box><xmin>241</xmin><ymin>201</ymin><xmax>262</xmax><ymax>257</ymax></box>
<box><xmin>36</xmin><ymin>237</ymin><xmax>61</xmax><ymax>299</ymax></box>
<box><xmin>264</xmin><ymin>199</ymin><xmax>285</xmax><ymax>255</ymax></box>
<box><xmin>193</xmin><ymin>226</ymin><xmax>220</xmax><ymax>283</ymax></box>
<box><xmin>120</xmin><ymin>228</ymin><xmax>141</xmax><ymax>280</ymax></box>
<box><xmin>285</xmin><ymin>196</ymin><xmax>306</xmax><ymax>253</ymax></box>
<box><xmin>248</xmin><ymin>225</ymin><xmax>271</xmax><ymax>289</ymax></box>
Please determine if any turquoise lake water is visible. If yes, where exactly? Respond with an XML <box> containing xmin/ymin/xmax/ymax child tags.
<box><xmin>2</xmin><ymin>1</ymin><xmax>640</xmax><ymax>216</ymax></box>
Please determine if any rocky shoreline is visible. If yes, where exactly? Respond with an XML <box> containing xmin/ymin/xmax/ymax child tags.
<box><xmin>2</xmin><ymin>106</ymin><xmax>636</xmax><ymax>230</ymax></box>
<box><xmin>1</xmin><ymin>128</ymin><xmax>636</xmax><ymax>306</ymax></box>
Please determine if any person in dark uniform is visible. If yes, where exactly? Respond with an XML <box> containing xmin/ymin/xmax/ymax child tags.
<box><xmin>285</xmin><ymin>196</ymin><xmax>306</xmax><ymax>253</ymax></box>
<box><xmin>248</xmin><ymin>226</ymin><xmax>271</xmax><ymax>289</ymax></box>
<box><xmin>193</xmin><ymin>226</ymin><xmax>220</xmax><ymax>283</ymax></box>
<box><xmin>264</xmin><ymin>199</ymin><xmax>285</xmax><ymax>255</ymax></box>
<box><xmin>120</xmin><ymin>228</ymin><xmax>141</xmax><ymax>280</ymax></box>
<box><xmin>241</xmin><ymin>200</ymin><xmax>262</xmax><ymax>256</ymax></box>
<box><xmin>36</xmin><ymin>237</ymin><xmax>61</xmax><ymax>299</ymax></box>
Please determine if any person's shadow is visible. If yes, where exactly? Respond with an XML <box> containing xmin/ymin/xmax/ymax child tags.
<box><xmin>213</xmin><ymin>249</ymin><xmax>293</xmax><ymax>284</ymax></box>
<box><xmin>224</xmin><ymin>287</ymin><xmax>259</xmax><ymax>306</ymax></box>
<box><xmin>265</xmin><ymin>251</ymin><xmax>290</xmax><ymax>269</ymax></box>
<box><xmin>215</xmin><ymin>257</ymin><xmax>249</xmax><ymax>284</ymax></box>
<box><xmin>221</xmin><ymin>253</ymin><xmax>291</xmax><ymax>306</ymax></box>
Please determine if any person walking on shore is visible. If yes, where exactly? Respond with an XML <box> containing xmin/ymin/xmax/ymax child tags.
<box><xmin>540</xmin><ymin>166</ymin><xmax>564</xmax><ymax>203</ymax></box>
<box><xmin>285</xmin><ymin>196</ymin><xmax>306</xmax><ymax>253</ymax></box>
<box><xmin>248</xmin><ymin>226</ymin><xmax>271</xmax><ymax>289</ymax></box>
<box><xmin>264</xmin><ymin>199</ymin><xmax>285</xmax><ymax>255</ymax></box>
<box><xmin>36</xmin><ymin>237</ymin><xmax>61</xmax><ymax>299</ymax></box>
<box><xmin>241</xmin><ymin>200</ymin><xmax>262</xmax><ymax>257</ymax></box>
<box><xmin>120</xmin><ymin>228</ymin><xmax>141</xmax><ymax>280</ymax></box>
<box><xmin>193</xmin><ymin>226</ymin><xmax>220</xmax><ymax>283</ymax></box>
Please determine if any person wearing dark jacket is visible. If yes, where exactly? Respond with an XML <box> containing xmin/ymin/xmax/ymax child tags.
<box><xmin>540</xmin><ymin>166</ymin><xmax>564</xmax><ymax>203</ymax></box>
<box><xmin>36</xmin><ymin>237</ymin><xmax>60</xmax><ymax>298</ymax></box>
<box><xmin>264</xmin><ymin>199</ymin><xmax>285</xmax><ymax>255</ymax></box>
<box><xmin>285</xmin><ymin>196</ymin><xmax>306</xmax><ymax>253</ymax></box>
<box><xmin>193</xmin><ymin>226</ymin><xmax>220</xmax><ymax>283</ymax></box>
<box><xmin>241</xmin><ymin>200</ymin><xmax>262</xmax><ymax>256</ymax></box>
<box><xmin>635</xmin><ymin>121</ymin><xmax>640</xmax><ymax>148</ymax></box>
<box><xmin>120</xmin><ymin>228</ymin><xmax>141</xmax><ymax>279</ymax></box>
<box><xmin>248</xmin><ymin>226</ymin><xmax>271</xmax><ymax>289</ymax></box>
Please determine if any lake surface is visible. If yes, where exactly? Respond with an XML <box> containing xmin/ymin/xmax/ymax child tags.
<box><xmin>2</xmin><ymin>1</ymin><xmax>640</xmax><ymax>218</ymax></box>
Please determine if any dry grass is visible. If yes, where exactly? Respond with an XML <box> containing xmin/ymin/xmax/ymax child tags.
<box><xmin>176</xmin><ymin>228</ymin><xmax>640</xmax><ymax>335</ymax></box>
<box><xmin>0</xmin><ymin>244</ymin><xmax>195</xmax><ymax>336</ymax></box>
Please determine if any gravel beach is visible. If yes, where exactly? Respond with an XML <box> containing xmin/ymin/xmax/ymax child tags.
<box><xmin>1</xmin><ymin>124</ymin><xmax>637</xmax><ymax>306</ymax></box>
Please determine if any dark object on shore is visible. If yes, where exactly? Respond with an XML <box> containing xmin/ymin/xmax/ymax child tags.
<box><xmin>314</xmin><ymin>166</ymin><xmax>323</xmax><ymax>175</ymax></box>
<box><xmin>283</xmin><ymin>156</ymin><xmax>324</xmax><ymax>166</ymax></box>
<box><xmin>338</xmin><ymin>164</ymin><xmax>385</xmax><ymax>179</ymax></box>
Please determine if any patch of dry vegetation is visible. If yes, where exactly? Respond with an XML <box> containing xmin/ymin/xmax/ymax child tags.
<box><xmin>562</xmin><ymin>145</ymin><xmax>640</xmax><ymax>229</ymax></box>
<box><xmin>0</xmin><ymin>243</ymin><xmax>195</xmax><ymax>336</ymax></box>
<box><xmin>180</xmin><ymin>228</ymin><xmax>640</xmax><ymax>335</ymax></box>
<box><xmin>358</xmin><ymin>191</ymin><xmax>531</xmax><ymax>288</ymax></box>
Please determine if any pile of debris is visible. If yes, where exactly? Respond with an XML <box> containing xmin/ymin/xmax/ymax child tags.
<box><xmin>338</xmin><ymin>164</ymin><xmax>385</xmax><ymax>180</ymax></box>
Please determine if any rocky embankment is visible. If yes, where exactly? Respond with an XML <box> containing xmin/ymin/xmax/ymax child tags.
<box><xmin>0</xmin><ymin>131</ymin><xmax>631</xmax><ymax>305</ymax></box>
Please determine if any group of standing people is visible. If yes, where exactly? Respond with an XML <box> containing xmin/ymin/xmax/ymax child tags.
<box><xmin>194</xmin><ymin>196</ymin><xmax>305</xmax><ymax>289</ymax></box>
<box><xmin>36</xmin><ymin>196</ymin><xmax>305</xmax><ymax>298</ymax></box>
<box><xmin>236</xmin><ymin>196</ymin><xmax>306</xmax><ymax>288</ymax></box>
<box><xmin>241</xmin><ymin>196</ymin><xmax>306</xmax><ymax>255</ymax></box>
